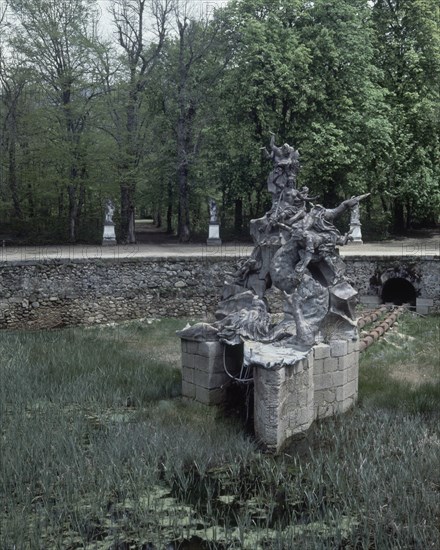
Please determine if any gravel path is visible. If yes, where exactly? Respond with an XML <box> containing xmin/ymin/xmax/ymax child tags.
<box><xmin>0</xmin><ymin>234</ymin><xmax>438</xmax><ymax>263</ymax></box>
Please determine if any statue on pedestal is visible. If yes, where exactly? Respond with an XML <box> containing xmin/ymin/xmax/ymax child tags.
<box><xmin>102</xmin><ymin>198</ymin><xmax>117</xmax><ymax>246</ymax></box>
<box><xmin>207</xmin><ymin>198</ymin><xmax>221</xmax><ymax>246</ymax></box>
<box><xmin>180</xmin><ymin>136</ymin><xmax>369</xmax><ymax>347</ymax></box>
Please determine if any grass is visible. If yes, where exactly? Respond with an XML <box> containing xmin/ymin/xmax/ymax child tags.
<box><xmin>0</xmin><ymin>314</ymin><xmax>439</xmax><ymax>549</ymax></box>
<box><xmin>359</xmin><ymin>313</ymin><xmax>440</xmax><ymax>413</ymax></box>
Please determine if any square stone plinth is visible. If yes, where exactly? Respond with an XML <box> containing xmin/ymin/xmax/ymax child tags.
<box><xmin>180</xmin><ymin>338</ymin><xmax>230</xmax><ymax>405</ymax></box>
<box><xmin>253</xmin><ymin>349</ymin><xmax>314</xmax><ymax>452</ymax></box>
<box><xmin>314</xmin><ymin>338</ymin><xmax>359</xmax><ymax>420</ymax></box>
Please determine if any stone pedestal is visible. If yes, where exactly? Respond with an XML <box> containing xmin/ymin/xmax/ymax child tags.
<box><xmin>181</xmin><ymin>339</ymin><xmax>229</xmax><ymax>405</ymax></box>
<box><xmin>348</xmin><ymin>222</ymin><xmax>363</xmax><ymax>243</ymax></box>
<box><xmin>253</xmin><ymin>348</ymin><xmax>315</xmax><ymax>452</ymax></box>
<box><xmin>207</xmin><ymin>223</ymin><xmax>221</xmax><ymax>246</ymax></box>
<box><xmin>102</xmin><ymin>222</ymin><xmax>116</xmax><ymax>246</ymax></box>
<box><xmin>180</xmin><ymin>335</ymin><xmax>360</xmax><ymax>453</ymax></box>
<box><xmin>313</xmin><ymin>338</ymin><xmax>359</xmax><ymax>419</ymax></box>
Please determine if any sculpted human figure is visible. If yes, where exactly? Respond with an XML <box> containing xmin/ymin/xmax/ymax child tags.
<box><xmin>104</xmin><ymin>199</ymin><xmax>115</xmax><ymax>224</ymax></box>
<box><xmin>271</xmin><ymin>195</ymin><xmax>369</xmax><ymax>292</ymax></box>
<box><xmin>262</xmin><ymin>133</ymin><xmax>300</xmax><ymax>202</ymax></box>
<box><xmin>208</xmin><ymin>198</ymin><xmax>218</xmax><ymax>223</ymax></box>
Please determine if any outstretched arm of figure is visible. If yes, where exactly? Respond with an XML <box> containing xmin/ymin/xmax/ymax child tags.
<box><xmin>324</xmin><ymin>193</ymin><xmax>370</xmax><ymax>221</ymax></box>
<box><xmin>268</xmin><ymin>132</ymin><xmax>284</xmax><ymax>156</ymax></box>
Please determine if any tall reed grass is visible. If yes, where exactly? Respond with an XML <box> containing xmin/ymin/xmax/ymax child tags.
<box><xmin>1</xmin><ymin>315</ymin><xmax>438</xmax><ymax>548</ymax></box>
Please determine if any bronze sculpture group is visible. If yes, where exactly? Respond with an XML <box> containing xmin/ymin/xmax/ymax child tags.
<box><xmin>179</xmin><ymin>136</ymin><xmax>369</xmax><ymax>349</ymax></box>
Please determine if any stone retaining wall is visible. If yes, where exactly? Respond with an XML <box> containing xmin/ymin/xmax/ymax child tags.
<box><xmin>344</xmin><ymin>256</ymin><xmax>439</xmax><ymax>313</ymax></box>
<box><xmin>0</xmin><ymin>257</ymin><xmax>235</xmax><ymax>329</ymax></box>
<box><xmin>0</xmin><ymin>254</ymin><xmax>438</xmax><ymax>329</ymax></box>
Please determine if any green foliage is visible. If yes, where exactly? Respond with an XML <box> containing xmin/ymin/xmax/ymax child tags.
<box><xmin>0</xmin><ymin>0</ymin><xmax>439</xmax><ymax>241</ymax></box>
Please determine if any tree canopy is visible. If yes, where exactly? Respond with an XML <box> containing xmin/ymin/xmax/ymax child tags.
<box><xmin>0</xmin><ymin>0</ymin><xmax>438</xmax><ymax>243</ymax></box>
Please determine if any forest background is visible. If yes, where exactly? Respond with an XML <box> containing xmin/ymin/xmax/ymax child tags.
<box><xmin>0</xmin><ymin>0</ymin><xmax>439</xmax><ymax>244</ymax></box>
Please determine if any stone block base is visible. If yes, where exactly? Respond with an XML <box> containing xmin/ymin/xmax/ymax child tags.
<box><xmin>207</xmin><ymin>223</ymin><xmax>221</xmax><ymax>246</ymax></box>
<box><xmin>313</xmin><ymin>339</ymin><xmax>359</xmax><ymax>419</ymax></box>
<box><xmin>253</xmin><ymin>350</ymin><xmax>314</xmax><ymax>452</ymax></box>
<box><xmin>181</xmin><ymin>339</ymin><xmax>230</xmax><ymax>405</ymax></box>
<box><xmin>180</xmin><ymin>335</ymin><xmax>360</xmax><ymax>452</ymax></box>
<box><xmin>102</xmin><ymin>223</ymin><xmax>116</xmax><ymax>246</ymax></box>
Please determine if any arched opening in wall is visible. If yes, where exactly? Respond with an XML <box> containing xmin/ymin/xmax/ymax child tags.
<box><xmin>381</xmin><ymin>277</ymin><xmax>417</xmax><ymax>306</ymax></box>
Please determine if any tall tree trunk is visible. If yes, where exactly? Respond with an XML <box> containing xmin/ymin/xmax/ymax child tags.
<box><xmin>166</xmin><ymin>178</ymin><xmax>173</xmax><ymax>234</ymax></box>
<box><xmin>156</xmin><ymin>210</ymin><xmax>162</xmax><ymax>228</ymax></box>
<box><xmin>68</xmin><ymin>184</ymin><xmax>78</xmax><ymax>242</ymax></box>
<box><xmin>120</xmin><ymin>184</ymin><xmax>136</xmax><ymax>244</ymax></box>
<box><xmin>393</xmin><ymin>199</ymin><xmax>405</xmax><ymax>234</ymax></box>
<box><xmin>177</xmin><ymin>110</ymin><xmax>190</xmax><ymax>242</ymax></box>
<box><xmin>234</xmin><ymin>198</ymin><xmax>243</xmax><ymax>234</ymax></box>
<box><xmin>8</xmin><ymin>140</ymin><xmax>22</xmax><ymax>219</ymax></box>
<box><xmin>177</xmin><ymin>165</ymin><xmax>190</xmax><ymax>242</ymax></box>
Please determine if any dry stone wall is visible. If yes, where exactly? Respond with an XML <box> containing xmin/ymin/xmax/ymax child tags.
<box><xmin>0</xmin><ymin>254</ymin><xmax>438</xmax><ymax>329</ymax></box>
<box><xmin>0</xmin><ymin>257</ymin><xmax>236</xmax><ymax>329</ymax></box>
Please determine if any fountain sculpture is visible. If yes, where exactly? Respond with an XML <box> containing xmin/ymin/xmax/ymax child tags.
<box><xmin>179</xmin><ymin>137</ymin><xmax>369</xmax><ymax>451</ymax></box>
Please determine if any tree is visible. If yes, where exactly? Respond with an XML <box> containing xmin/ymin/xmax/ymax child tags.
<box><xmin>206</xmin><ymin>0</ymin><xmax>395</xmax><ymax>236</ymax></box>
<box><xmin>0</xmin><ymin>55</ymin><xmax>27</xmax><ymax>220</ymax></box>
<box><xmin>9</xmin><ymin>0</ymin><xmax>105</xmax><ymax>241</ymax></box>
<box><xmin>372</xmin><ymin>0</ymin><xmax>440</xmax><ymax>231</ymax></box>
<box><xmin>160</xmin><ymin>0</ymin><xmax>231</xmax><ymax>241</ymax></box>
<box><xmin>107</xmin><ymin>0</ymin><xmax>173</xmax><ymax>244</ymax></box>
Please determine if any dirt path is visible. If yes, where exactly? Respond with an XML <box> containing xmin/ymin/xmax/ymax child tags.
<box><xmin>0</xmin><ymin>222</ymin><xmax>438</xmax><ymax>262</ymax></box>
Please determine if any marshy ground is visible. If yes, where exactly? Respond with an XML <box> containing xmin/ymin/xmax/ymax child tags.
<box><xmin>0</xmin><ymin>313</ymin><xmax>439</xmax><ymax>549</ymax></box>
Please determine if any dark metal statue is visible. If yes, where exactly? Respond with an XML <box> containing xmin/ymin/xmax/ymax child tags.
<box><xmin>179</xmin><ymin>135</ymin><xmax>369</xmax><ymax>348</ymax></box>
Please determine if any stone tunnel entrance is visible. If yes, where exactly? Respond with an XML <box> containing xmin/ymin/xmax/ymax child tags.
<box><xmin>381</xmin><ymin>277</ymin><xmax>417</xmax><ymax>306</ymax></box>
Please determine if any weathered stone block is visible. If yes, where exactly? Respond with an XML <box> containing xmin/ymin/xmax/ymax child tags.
<box><xmin>287</xmin><ymin>405</ymin><xmax>314</xmax><ymax>428</ymax></box>
<box><xmin>195</xmin><ymin>385</ymin><xmax>225</xmax><ymax>405</ymax></box>
<box><xmin>193</xmin><ymin>368</ymin><xmax>228</xmax><ymax>389</ymax></box>
<box><xmin>317</xmin><ymin>403</ymin><xmax>335</xmax><ymax>419</ymax></box>
<box><xmin>185</xmin><ymin>340</ymin><xmax>199</xmax><ymax>355</ymax></box>
<box><xmin>257</xmin><ymin>365</ymin><xmax>286</xmax><ymax>387</ymax></box>
<box><xmin>416</xmin><ymin>298</ymin><xmax>434</xmax><ymax>306</ymax></box>
<box><xmin>314</xmin><ymin>344</ymin><xmax>331</xmax><ymax>360</ymax></box>
<box><xmin>330</xmin><ymin>340</ymin><xmax>348</xmax><ymax>357</ymax></box>
<box><xmin>182</xmin><ymin>365</ymin><xmax>194</xmax><ymax>384</ymax></box>
<box><xmin>347</xmin><ymin>338</ymin><xmax>360</xmax><ymax>353</ymax></box>
<box><xmin>314</xmin><ymin>373</ymin><xmax>333</xmax><ymax>391</ymax></box>
<box><xmin>323</xmin><ymin>357</ymin><xmax>339</xmax><ymax>373</ymax></box>
<box><xmin>314</xmin><ymin>358</ymin><xmax>325</xmax><ymax>375</ymax></box>
<box><xmin>314</xmin><ymin>390</ymin><xmax>327</xmax><ymax>406</ymax></box>
<box><xmin>343</xmin><ymin>379</ymin><xmax>357</xmax><ymax>400</ymax></box>
<box><xmin>198</xmin><ymin>340</ymin><xmax>223</xmax><ymax>358</ymax></box>
<box><xmin>336</xmin><ymin>384</ymin><xmax>345</xmax><ymax>402</ymax></box>
<box><xmin>338</xmin><ymin>353</ymin><xmax>356</xmax><ymax>370</ymax></box>
<box><xmin>345</xmin><ymin>364</ymin><xmax>359</xmax><ymax>384</ymax></box>
<box><xmin>324</xmin><ymin>389</ymin><xmax>336</xmax><ymax>404</ymax></box>
<box><xmin>182</xmin><ymin>380</ymin><xmax>196</xmax><ymax>399</ymax></box>
<box><xmin>254</xmin><ymin>349</ymin><xmax>314</xmax><ymax>451</ymax></box>
<box><xmin>181</xmin><ymin>351</ymin><xmax>194</xmax><ymax>369</ymax></box>
<box><xmin>338</xmin><ymin>396</ymin><xmax>355</xmax><ymax>413</ymax></box>
<box><xmin>330</xmin><ymin>371</ymin><xmax>344</xmax><ymax>387</ymax></box>
<box><xmin>193</xmin><ymin>352</ymin><xmax>223</xmax><ymax>373</ymax></box>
